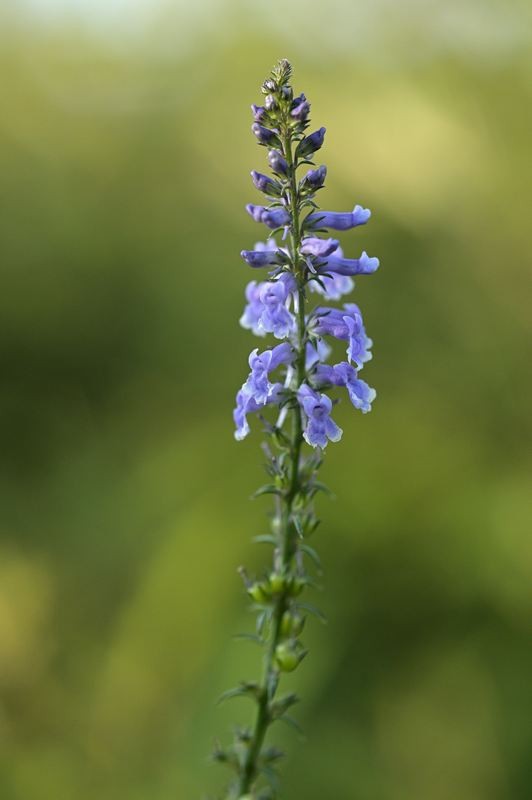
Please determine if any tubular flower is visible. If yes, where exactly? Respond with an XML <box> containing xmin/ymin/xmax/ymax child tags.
<box><xmin>297</xmin><ymin>384</ymin><xmax>343</xmax><ymax>448</ymax></box>
<box><xmin>312</xmin><ymin>304</ymin><xmax>373</xmax><ymax>368</ymax></box>
<box><xmin>308</xmin><ymin>245</ymin><xmax>353</xmax><ymax>299</ymax></box>
<box><xmin>245</xmin><ymin>204</ymin><xmax>291</xmax><ymax>229</ymax></box>
<box><xmin>318</xmin><ymin>249</ymin><xmax>380</xmax><ymax>276</ymax></box>
<box><xmin>240</xmin><ymin>273</ymin><xmax>297</xmax><ymax>339</ymax></box>
<box><xmin>314</xmin><ymin>362</ymin><xmax>376</xmax><ymax>413</ymax></box>
<box><xmin>242</xmin><ymin>343</ymin><xmax>294</xmax><ymax>405</ymax></box>
<box><xmin>306</xmin><ymin>204</ymin><xmax>371</xmax><ymax>231</ymax></box>
<box><xmin>234</xmin><ymin>383</ymin><xmax>283</xmax><ymax>441</ymax></box>
<box><xmin>240</xmin><ymin>239</ymin><xmax>280</xmax><ymax>268</ymax></box>
<box><xmin>300</xmin><ymin>237</ymin><xmax>340</xmax><ymax>258</ymax></box>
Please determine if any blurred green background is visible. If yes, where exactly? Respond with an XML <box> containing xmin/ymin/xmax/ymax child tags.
<box><xmin>1</xmin><ymin>1</ymin><xmax>531</xmax><ymax>798</ymax></box>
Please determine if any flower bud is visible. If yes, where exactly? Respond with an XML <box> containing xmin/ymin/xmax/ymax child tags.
<box><xmin>251</xmin><ymin>123</ymin><xmax>281</xmax><ymax>147</ymax></box>
<box><xmin>268</xmin><ymin>150</ymin><xmax>288</xmax><ymax>175</ymax></box>
<box><xmin>262</xmin><ymin>78</ymin><xmax>277</xmax><ymax>93</ymax></box>
<box><xmin>251</xmin><ymin>104</ymin><xmax>267</xmax><ymax>123</ymax></box>
<box><xmin>302</xmin><ymin>165</ymin><xmax>327</xmax><ymax>190</ymax></box>
<box><xmin>295</xmin><ymin>127</ymin><xmax>326</xmax><ymax>159</ymax></box>
<box><xmin>291</xmin><ymin>94</ymin><xmax>310</xmax><ymax>121</ymax></box>
<box><xmin>248</xmin><ymin>581</ymin><xmax>271</xmax><ymax>604</ymax></box>
<box><xmin>268</xmin><ymin>573</ymin><xmax>285</xmax><ymax>594</ymax></box>
<box><xmin>275</xmin><ymin>641</ymin><xmax>302</xmax><ymax>672</ymax></box>
<box><xmin>261</xmin><ymin>208</ymin><xmax>291</xmax><ymax>229</ymax></box>
<box><xmin>280</xmin><ymin>610</ymin><xmax>305</xmax><ymax>637</ymax></box>
<box><xmin>251</xmin><ymin>170</ymin><xmax>282</xmax><ymax>197</ymax></box>
<box><xmin>264</xmin><ymin>94</ymin><xmax>277</xmax><ymax>111</ymax></box>
<box><xmin>240</xmin><ymin>248</ymin><xmax>279</xmax><ymax>268</ymax></box>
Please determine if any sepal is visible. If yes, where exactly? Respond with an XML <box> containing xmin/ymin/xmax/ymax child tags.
<box><xmin>217</xmin><ymin>681</ymin><xmax>262</xmax><ymax>706</ymax></box>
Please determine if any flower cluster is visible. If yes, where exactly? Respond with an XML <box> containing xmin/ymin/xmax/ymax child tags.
<box><xmin>215</xmin><ymin>60</ymin><xmax>380</xmax><ymax>800</ymax></box>
<box><xmin>234</xmin><ymin>83</ymin><xmax>379</xmax><ymax>449</ymax></box>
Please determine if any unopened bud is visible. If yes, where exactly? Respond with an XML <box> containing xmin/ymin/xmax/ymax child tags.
<box><xmin>268</xmin><ymin>573</ymin><xmax>285</xmax><ymax>594</ymax></box>
<box><xmin>280</xmin><ymin>610</ymin><xmax>305</xmax><ymax>637</ymax></box>
<box><xmin>248</xmin><ymin>582</ymin><xmax>271</xmax><ymax>604</ymax></box>
<box><xmin>295</xmin><ymin>127</ymin><xmax>326</xmax><ymax>159</ymax></box>
<box><xmin>275</xmin><ymin>641</ymin><xmax>305</xmax><ymax>672</ymax></box>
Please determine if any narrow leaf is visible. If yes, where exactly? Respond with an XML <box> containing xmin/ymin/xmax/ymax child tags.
<box><xmin>277</xmin><ymin>715</ymin><xmax>306</xmax><ymax>739</ymax></box>
<box><xmin>253</xmin><ymin>534</ymin><xmax>277</xmax><ymax>546</ymax></box>
<box><xmin>259</xmin><ymin>765</ymin><xmax>280</xmax><ymax>791</ymax></box>
<box><xmin>296</xmin><ymin>601</ymin><xmax>328</xmax><ymax>624</ymax></box>
<box><xmin>252</xmin><ymin>484</ymin><xmax>283</xmax><ymax>499</ymax></box>
<box><xmin>312</xmin><ymin>480</ymin><xmax>335</xmax><ymax>498</ymax></box>
<box><xmin>217</xmin><ymin>681</ymin><xmax>261</xmax><ymax>706</ymax></box>
<box><xmin>301</xmin><ymin>543</ymin><xmax>322</xmax><ymax>571</ymax></box>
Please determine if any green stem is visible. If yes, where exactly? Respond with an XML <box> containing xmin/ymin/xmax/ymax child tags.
<box><xmin>235</xmin><ymin>125</ymin><xmax>306</xmax><ymax>798</ymax></box>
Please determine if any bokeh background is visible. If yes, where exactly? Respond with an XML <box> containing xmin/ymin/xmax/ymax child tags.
<box><xmin>1</xmin><ymin>1</ymin><xmax>531</xmax><ymax>798</ymax></box>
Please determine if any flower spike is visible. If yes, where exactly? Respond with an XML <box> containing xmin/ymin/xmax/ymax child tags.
<box><xmin>216</xmin><ymin>59</ymin><xmax>381</xmax><ymax>800</ymax></box>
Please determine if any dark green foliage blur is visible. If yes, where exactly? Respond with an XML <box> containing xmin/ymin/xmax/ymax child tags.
<box><xmin>0</xmin><ymin>3</ymin><xmax>531</xmax><ymax>799</ymax></box>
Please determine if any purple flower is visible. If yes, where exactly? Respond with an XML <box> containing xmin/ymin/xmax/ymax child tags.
<box><xmin>302</xmin><ymin>165</ymin><xmax>327</xmax><ymax>190</ymax></box>
<box><xmin>305</xmin><ymin>338</ymin><xmax>331</xmax><ymax>369</ymax></box>
<box><xmin>241</xmin><ymin>250</ymin><xmax>278</xmax><ymax>268</ymax></box>
<box><xmin>251</xmin><ymin>123</ymin><xmax>280</xmax><ymax>146</ymax></box>
<box><xmin>291</xmin><ymin>94</ymin><xmax>311</xmax><ymax>121</ymax></box>
<box><xmin>251</xmin><ymin>170</ymin><xmax>281</xmax><ymax>197</ymax></box>
<box><xmin>314</xmin><ymin>362</ymin><xmax>376</xmax><ymax>413</ymax></box>
<box><xmin>240</xmin><ymin>281</ymin><xmax>267</xmax><ymax>337</ymax></box>
<box><xmin>268</xmin><ymin>150</ymin><xmax>288</xmax><ymax>175</ymax></box>
<box><xmin>296</xmin><ymin>127</ymin><xmax>326</xmax><ymax>159</ymax></box>
<box><xmin>241</xmin><ymin>239</ymin><xmax>279</xmax><ymax>268</ymax></box>
<box><xmin>318</xmin><ymin>249</ymin><xmax>380</xmax><ymax>276</ymax></box>
<box><xmin>240</xmin><ymin>274</ymin><xmax>296</xmax><ymax>338</ymax></box>
<box><xmin>312</xmin><ymin>304</ymin><xmax>373</xmax><ymax>368</ymax></box>
<box><xmin>246</xmin><ymin>205</ymin><xmax>291</xmax><ymax>229</ymax></box>
<box><xmin>251</xmin><ymin>104</ymin><xmax>267</xmax><ymax>123</ymax></box>
<box><xmin>242</xmin><ymin>343</ymin><xmax>294</xmax><ymax>405</ymax></box>
<box><xmin>309</xmin><ymin>272</ymin><xmax>354</xmax><ymax>301</ymax></box>
<box><xmin>297</xmin><ymin>384</ymin><xmax>342</xmax><ymax>448</ymax></box>
<box><xmin>300</xmin><ymin>237</ymin><xmax>340</xmax><ymax>258</ymax></box>
<box><xmin>234</xmin><ymin>383</ymin><xmax>283</xmax><ymax>441</ymax></box>
<box><xmin>306</xmin><ymin>204</ymin><xmax>371</xmax><ymax>231</ymax></box>
<box><xmin>262</xmin><ymin>208</ymin><xmax>291</xmax><ymax>229</ymax></box>
<box><xmin>258</xmin><ymin>277</ymin><xmax>297</xmax><ymax>338</ymax></box>
<box><xmin>246</xmin><ymin>204</ymin><xmax>268</xmax><ymax>223</ymax></box>
<box><xmin>308</xmin><ymin>245</ymin><xmax>354</xmax><ymax>300</ymax></box>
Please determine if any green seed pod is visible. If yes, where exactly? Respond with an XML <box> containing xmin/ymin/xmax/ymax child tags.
<box><xmin>280</xmin><ymin>610</ymin><xmax>305</xmax><ymax>637</ymax></box>
<box><xmin>275</xmin><ymin>642</ymin><xmax>300</xmax><ymax>672</ymax></box>
<box><xmin>268</xmin><ymin>573</ymin><xmax>285</xmax><ymax>594</ymax></box>
<box><xmin>248</xmin><ymin>582</ymin><xmax>270</xmax><ymax>604</ymax></box>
